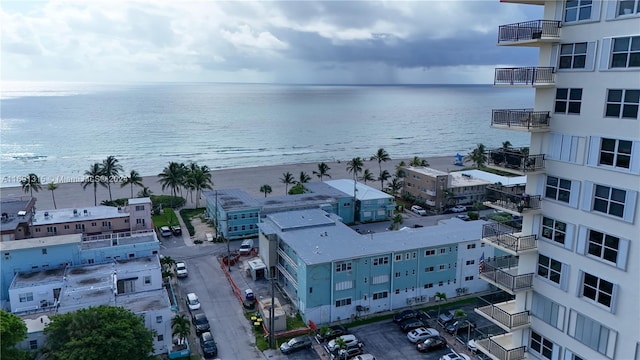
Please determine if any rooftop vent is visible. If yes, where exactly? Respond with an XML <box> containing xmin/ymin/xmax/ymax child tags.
<box><xmin>44</xmin><ymin>211</ymin><xmax>50</xmax><ymax>219</ymax></box>
<box><xmin>73</xmin><ymin>209</ymin><xmax>78</xmax><ymax>216</ymax></box>
<box><xmin>18</xmin><ymin>211</ymin><xmax>27</xmax><ymax>217</ymax></box>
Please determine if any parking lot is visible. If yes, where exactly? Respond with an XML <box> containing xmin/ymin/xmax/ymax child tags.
<box><xmin>279</xmin><ymin>297</ymin><xmax>506</xmax><ymax>360</ymax></box>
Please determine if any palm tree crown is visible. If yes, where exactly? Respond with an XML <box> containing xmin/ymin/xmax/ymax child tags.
<box><xmin>185</xmin><ymin>164</ymin><xmax>213</xmax><ymax>208</ymax></box>
<box><xmin>298</xmin><ymin>171</ymin><xmax>311</xmax><ymax>184</ymax></box>
<box><xmin>466</xmin><ymin>143</ymin><xmax>487</xmax><ymax>168</ymax></box>
<box><xmin>121</xmin><ymin>170</ymin><xmax>144</xmax><ymax>199</ymax></box>
<box><xmin>158</xmin><ymin>162</ymin><xmax>185</xmax><ymax>199</ymax></box>
<box><xmin>359</xmin><ymin>169</ymin><xmax>375</xmax><ymax>184</ymax></box>
<box><xmin>377</xmin><ymin>169</ymin><xmax>391</xmax><ymax>191</ymax></box>
<box><xmin>280</xmin><ymin>172</ymin><xmax>295</xmax><ymax>195</ymax></box>
<box><xmin>260</xmin><ymin>184</ymin><xmax>272</xmax><ymax>198</ymax></box>
<box><xmin>48</xmin><ymin>182</ymin><xmax>58</xmax><ymax>209</ymax></box>
<box><xmin>409</xmin><ymin>156</ymin><xmax>429</xmax><ymax>167</ymax></box>
<box><xmin>370</xmin><ymin>147</ymin><xmax>390</xmax><ymax>179</ymax></box>
<box><xmin>82</xmin><ymin>163</ymin><xmax>107</xmax><ymax>206</ymax></box>
<box><xmin>313</xmin><ymin>162</ymin><xmax>332</xmax><ymax>181</ymax></box>
<box><xmin>101</xmin><ymin>156</ymin><xmax>124</xmax><ymax>201</ymax></box>
<box><xmin>20</xmin><ymin>173</ymin><xmax>42</xmax><ymax>197</ymax></box>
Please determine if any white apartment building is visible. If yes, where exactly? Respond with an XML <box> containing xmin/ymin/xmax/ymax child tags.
<box><xmin>475</xmin><ymin>2</ymin><xmax>639</xmax><ymax>360</ymax></box>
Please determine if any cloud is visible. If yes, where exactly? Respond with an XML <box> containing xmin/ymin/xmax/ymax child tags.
<box><xmin>1</xmin><ymin>0</ymin><xmax>542</xmax><ymax>83</ymax></box>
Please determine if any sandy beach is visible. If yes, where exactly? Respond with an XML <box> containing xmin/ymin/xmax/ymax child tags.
<box><xmin>0</xmin><ymin>156</ymin><xmax>465</xmax><ymax>210</ymax></box>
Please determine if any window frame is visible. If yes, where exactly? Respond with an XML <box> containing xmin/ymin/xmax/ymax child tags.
<box><xmin>537</xmin><ymin>254</ymin><xmax>563</xmax><ymax>286</ymax></box>
<box><xmin>559</xmin><ymin>42</ymin><xmax>588</xmax><ymax>69</ymax></box>
<box><xmin>598</xmin><ymin>138</ymin><xmax>633</xmax><ymax>169</ymax></box>
<box><xmin>580</xmin><ymin>271</ymin><xmax>616</xmax><ymax>310</ymax></box>
<box><xmin>555</xmin><ymin>88</ymin><xmax>583</xmax><ymax>114</ymax></box>
<box><xmin>610</xmin><ymin>36</ymin><xmax>640</xmax><ymax>68</ymax></box>
<box><xmin>564</xmin><ymin>0</ymin><xmax>594</xmax><ymax>22</ymax></box>
<box><xmin>545</xmin><ymin>175</ymin><xmax>572</xmax><ymax>203</ymax></box>
<box><xmin>605</xmin><ymin>89</ymin><xmax>640</xmax><ymax>119</ymax></box>
<box><xmin>530</xmin><ymin>330</ymin><xmax>555</xmax><ymax>360</ymax></box>
<box><xmin>593</xmin><ymin>184</ymin><xmax>626</xmax><ymax>218</ymax></box>
<box><xmin>541</xmin><ymin>216</ymin><xmax>568</xmax><ymax>246</ymax></box>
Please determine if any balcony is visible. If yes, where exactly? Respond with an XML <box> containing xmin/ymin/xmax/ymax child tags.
<box><xmin>475</xmin><ymin>300</ymin><xmax>530</xmax><ymax>331</ymax></box>
<box><xmin>479</xmin><ymin>256</ymin><xmax>533</xmax><ymax>295</ymax></box>
<box><xmin>482</xmin><ymin>223</ymin><xmax>537</xmax><ymax>255</ymax></box>
<box><xmin>483</xmin><ymin>185</ymin><xmax>541</xmax><ymax>216</ymax></box>
<box><xmin>487</xmin><ymin>148</ymin><xmax>546</xmax><ymax>175</ymax></box>
<box><xmin>491</xmin><ymin>109</ymin><xmax>550</xmax><ymax>132</ymax></box>
<box><xmin>277</xmin><ymin>248</ymin><xmax>298</xmax><ymax>272</ymax></box>
<box><xmin>476</xmin><ymin>333</ymin><xmax>527</xmax><ymax>360</ymax></box>
<box><xmin>494</xmin><ymin>67</ymin><xmax>555</xmax><ymax>88</ymax></box>
<box><xmin>498</xmin><ymin>20</ymin><xmax>561</xmax><ymax>46</ymax></box>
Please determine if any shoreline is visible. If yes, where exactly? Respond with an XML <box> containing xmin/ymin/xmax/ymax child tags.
<box><xmin>0</xmin><ymin>156</ymin><xmax>466</xmax><ymax>210</ymax></box>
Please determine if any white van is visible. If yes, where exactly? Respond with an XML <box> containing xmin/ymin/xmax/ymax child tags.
<box><xmin>186</xmin><ymin>293</ymin><xmax>201</xmax><ymax>311</ymax></box>
<box><xmin>239</xmin><ymin>239</ymin><xmax>254</xmax><ymax>255</ymax></box>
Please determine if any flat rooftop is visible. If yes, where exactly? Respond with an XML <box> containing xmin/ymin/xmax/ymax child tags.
<box><xmin>459</xmin><ymin>169</ymin><xmax>526</xmax><ymax>186</ymax></box>
<box><xmin>0</xmin><ymin>233</ymin><xmax>81</xmax><ymax>251</ymax></box>
<box><xmin>203</xmin><ymin>189</ymin><xmax>261</xmax><ymax>211</ymax></box>
<box><xmin>265</xmin><ymin>209</ymin><xmax>486</xmax><ymax>265</ymax></box>
<box><xmin>116</xmin><ymin>288</ymin><xmax>170</xmax><ymax>313</ymax></box>
<box><xmin>128</xmin><ymin>197</ymin><xmax>151</xmax><ymax>205</ymax></box>
<box><xmin>0</xmin><ymin>197</ymin><xmax>35</xmax><ymax>232</ymax></box>
<box><xmin>32</xmin><ymin>206</ymin><xmax>127</xmax><ymax>226</ymax></box>
<box><xmin>404</xmin><ymin>166</ymin><xmax>449</xmax><ymax>177</ymax></box>
<box><xmin>11</xmin><ymin>268</ymin><xmax>66</xmax><ymax>289</ymax></box>
<box><xmin>324</xmin><ymin>179</ymin><xmax>393</xmax><ymax>201</ymax></box>
<box><xmin>449</xmin><ymin>172</ymin><xmax>493</xmax><ymax>188</ymax></box>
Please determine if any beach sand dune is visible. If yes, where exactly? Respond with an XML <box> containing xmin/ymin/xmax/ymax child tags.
<box><xmin>0</xmin><ymin>156</ymin><xmax>465</xmax><ymax>210</ymax></box>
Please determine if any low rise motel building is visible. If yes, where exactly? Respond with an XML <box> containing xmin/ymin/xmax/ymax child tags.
<box><xmin>258</xmin><ymin>208</ymin><xmax>497</xmax><ymax>325</ymax></box>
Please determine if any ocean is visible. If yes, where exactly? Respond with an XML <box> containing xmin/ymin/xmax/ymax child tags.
<box><xmin>0</xmin><ymin>82</ymin><xmax>533</xmax><ymax>187</ymax></box>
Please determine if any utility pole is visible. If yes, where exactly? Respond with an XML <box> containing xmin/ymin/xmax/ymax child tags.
<box><xmin>215</xmin><ymin>190</ymin><xmax>231</xmax><ymax>272</ymax></box>
<box><xmin>269</xmin><ymin>275</ymin><xmax>276</xmax><ymax>349</ymax></box>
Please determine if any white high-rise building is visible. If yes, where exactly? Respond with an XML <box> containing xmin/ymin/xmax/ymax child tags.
<box><xmin>474</xmin><ymin>1</ymin><xmax>639</xmax><ymax>360</ymax></box>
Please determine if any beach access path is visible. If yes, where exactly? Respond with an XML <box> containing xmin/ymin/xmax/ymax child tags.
<box><xmin>0</xmin><ymin>156</ymin><xmax>467</xmax><ymax>210</ymax></box>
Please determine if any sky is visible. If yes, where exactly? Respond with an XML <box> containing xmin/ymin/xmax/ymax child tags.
<box><xmin>1</xmin><ymin>0</ymin><xmax>542</xmax><ymax>84</ymax></box>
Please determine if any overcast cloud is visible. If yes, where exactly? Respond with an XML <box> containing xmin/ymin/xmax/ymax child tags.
<box><xmin>1</xmin><ymin>1</ymin><xmax>542</xmax><ymax>84</ymax></box>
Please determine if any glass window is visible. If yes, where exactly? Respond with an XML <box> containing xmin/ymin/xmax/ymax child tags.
<box><xmin>599</xmin><ymin>138</ymin><xmax>632</xmax><ymax>169</ymax></box>
<box><xmin>545</xmin><ymin>176</ymin><xmax>572</xmax><ymax>203</ymax></box>
<box><xmin>582</xmin><ymin>272</ymin><xmax>614</xmax><ymax>308</ymax></box>
<box><xmin>559</xmin><ymin>43</ymin><xmax>587</xmax><ymax>69</ymax></box>
<box><xmin>541</xmin><ymin>217</ymin><xmax>567</xmax><ymax>245</ymax></box>
<box><xmin>588</xmin><ymin>230</ymin><xmax>620</xmax><ymax>264</ymax></box>
<box><xmin>555</xmin><ymin>88</ymin><xmax>582</xmax><ymax>114</ymax></box>
<box><xmin>530</xmin><ymin>331</ymin><xmax>554</xmax><ymax>359</ymax></box>
<box><xmin>593</xmin><ymin>185</ymin><xmax>626</xmax><ymax>217</ymax></box>
<box><xmin>537</xmin><ymin>254</ymin><xmax>563</xmax><ymax>284</ymax></box>
<box><xmin>611</xmin><ymin>36</ymin><xmax>640</xmax><ymax>68</ymax></box>
<box><xmin>605</xmin><ymin>89</ymin><xmax>639</xmax><ymax>118</ymax></box>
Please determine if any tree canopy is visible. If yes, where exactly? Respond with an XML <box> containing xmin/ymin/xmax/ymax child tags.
<box><xmin>0</xmin><ymin>309</ymin><xmax>30</xmax><ymax>360</ymax></box>
<box><xmin>43</xmin><ymin>305</ymin><xmax>154</xmax><ymax>360</ymax></box>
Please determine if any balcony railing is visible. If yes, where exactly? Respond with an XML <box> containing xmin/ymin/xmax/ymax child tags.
<box><xmin>277</xmin><ymin>248</ymin><xmax>299</xmax><ymax>271</ymax></box>
<box><xmin>477</xmin><ymin>335</ymin><xmax>527</xmax><ymax>360</ymax></box>
<box><xmin>491</xmin><ymin>109</ymin><xmax>550</xmax><ymax>130</ymax></box>
<box><xmin>482</xmin><ymin>222</ymin><xmax>537</xmax><ymax>254</ymax></box>
<box><xmin>498</xmin><ymin>20</ymin><xmax>561</xmax><ymax>44</ymax></box>
<box><xmin>484</xmin><ymin>185</ymin><xmax>541</xmax><ymax>215</ymax></box>
<box><xmin>476</xmin><ymin>300</ymin><xmax>530</xmax><ymax>330</ymax></box>
<box><xmin>494</xmin><ymin>67</ymin><xmax>555</xmax><ymax>87</ymax></box>
<box><xmin>487</xmin><ymin>148</ymin><xmax>545</xmax><ymax>174</ymax></box>
<box><xmin>479</xmin><ymin>256</ymin><xmax>533</xmax><ymax>293</ymax></box>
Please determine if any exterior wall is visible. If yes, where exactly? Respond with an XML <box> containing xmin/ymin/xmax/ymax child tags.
<box><xmin>141</xmin><ymin>307</ymin><xmax>174</xmax><ymax>355</ymax></box>
<box><xmin>129</xmin><ymin>200</ymin><xmax>152</xmax><ymax>231</ymax></box>
<box><xmin>224</xmin><ymin>209</ymin><xmax>260</xmax><ymax>240</ymax></box>
<box><xmin>480</xmin><ymin>2</ymin><xmax>640</xmax><ymax>360</ymax></box>
<box><xmin>31</xmin><ymin>215</ymin><xmax>130</xmax><ymax>237</ymax></box>
<box><xmin>9</xmin><ymin>281</ymin><xmax>64</xmax><ymax>313</ymax></box>
<box><xmin>359</xmin><ymin>198</ymin><xmax>394</xmax><ymax>222</ymax></box>
<box><xmin>335</xmin><ymin>198</ymin><xmax>354</xmax><ymax>224</ymax></box>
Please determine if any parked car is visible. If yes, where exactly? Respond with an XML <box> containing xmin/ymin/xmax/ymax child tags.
<box><xmin>316</xmin><ymin>325</ymin><xmax>349</xmax><ymax>342</ymax></box>
<box><xmin>437</xmin><ymin>310</ymin><xmax>456</xmax><ymax>326</ymax></box>
<box><xmin>200</xmin><ymin>331</ymin><xmax>218</xmax><ymax>358</ymax></box>
<box><xmin>159</xmin><ymin>226</ymin><xmax>172</xmax><ymax>237</ymax></box>
<box><xmin>191</xmin><ymin>312</ymin><xmax>210</xmax><ymax>334</ymax></box>
<box><xmin>327</xmin><ymin>335</ymin><xmax>361</xmax><ymax>352</ymax></box>
<box><xmin>393</xmin><ymin>309</ymin><xmax>418</xmax><ymax>323</ymax></box>
<box><xmin>280</xmin><ymin>336</ymin><xmax>312</xmax><ymax>354</ymax></box>
<box><xmin>467</xmin><ymin>339</ymin><xmax>478</xmax><ymax>353</ymax></box>
<box><xmin>407</xmin><ymin>327</ymin><xmax>440</xmax><ymax>343</ymax></box>
<box><xmin>445</xmin><ymin>319</ymin><xmax>476</xmax><ymax>335</ymax></box>
<box><xmin>439</xmin><ymin>352</ymin><xmax>471</xmax><ymax>360</ymax></box>
<box><xmin>170</xmin><ymin>225</ymin><xmax>182</xmax><ymax>235</ymax></box>
<box><xmin>175</xmin><ymin>262</ymin><xmax>188</xmax><ymax>278</ymax></box>
<box><xmin>417</xmin><ymin>336</ymin><xmax>448</xmax><ymax>352</ymax></box>
<box><xmin>186</xmin><ymin>292</ymin><xmax>201</xmax><ymax>311</ymax></box>
<box><xmin>239</xmin><ymin>239</ymin><xmax>254</xmax><ymax>255</ymax></box>
<box><xmin>410</xmin><ymin>205</ymin><xmax>427</xmax><ymax>216</ymax></box>
<box><xmin>455</xmin><ymin>214</ymin><xmax>470</xmax><ymax>221</ymax></box>
<box><xmin>450</xmin><ymin>205</ymin><xmax>467</xmax><ymax>213</ymax></box>
<box><xmin>333</xmin><ymin>342</ymin><xmax>364</xmax><ymax>359</ymax></box>
<box><xmin>353</xmin><ymin>355</ymin><xmax>376</xmax><ymax>360</ymax></box>
<box><xmin>399</xmin><ymin>318</ymin><xmax>425</xmax><ymax>333</ymax></box>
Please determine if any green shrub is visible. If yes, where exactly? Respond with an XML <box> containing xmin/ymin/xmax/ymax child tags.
<box><xmin>179</xmin><ymin>209</ymin><xmax>205</xmax><ymax>237</ymax></box>
<box><xmin>150</xmin><ymin>195</ymin><xmax>185</xmax><ymax>209</ymax></box>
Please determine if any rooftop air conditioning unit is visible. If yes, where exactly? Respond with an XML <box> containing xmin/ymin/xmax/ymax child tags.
<box><xmin>84</xmin><ymin>209</ymin><xmax>88</xmax><ymax>216</ymax></box>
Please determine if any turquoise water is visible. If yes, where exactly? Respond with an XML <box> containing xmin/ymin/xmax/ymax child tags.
<box><xmin>0</xmin><ymin>82</ymin><xmax>532</xmax><ymax>186</ymax></box>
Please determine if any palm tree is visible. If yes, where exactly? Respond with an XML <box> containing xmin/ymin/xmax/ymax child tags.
<box><xmin>121</xmin><ymin>170</ymin><xmax>144</xmax><ymax>199</ymax></box>
<box><xmin>20</xmin><ymin>173</ymin><xmax>42</xmax><ymax>197</ymax></box>
<box><xmin>334</xmin><ymin>337</ymin><xmax>347</xmax><ymax>351</ymax></box>
<box><xmin>435</xmin><ymin>292</ymin><xmax>447</xmax><ymax>317</ymax></box>
<box><xmin>359</xmin><ymin>169</ymin><xmax>375</xmax><ymax>184</ymax></box>
<box><xmin>158</xmin><ymin>162</ymin><xmax>185</xmax><ymax>205</ymax></box>
<box><xmin>260</xmin><ymin>184</ymin><xmax>272</xmax><ymax>198</ymax></box>
<box><xmin>391</xmin><ymin>212</ymin><xmax>403</xmax><ymax>230</ymax></box>
<box><xmin>298</xmin><ymin>171</ymin><xmax>311</xmax><ymax>184</ymax></box>
<box><xmin>466</xmin><ymin>143</ymin><xmax>487</xmax><ymax>168</ymax></box>
<box><xmin>502</xmin><ymin>140</ymin><xmax>512</xmax><ymax>150</ymax></box>
<box><xmin>47</xmin><ymin>182</ymin><xmax>58</xmax><ymax>209</ymax></box>
<box><xmin>395</xmin><ymin>161</ymin><xmax>407</xmax><ymax>179</ymax></box>
<box><xmin>160</xmin><ymin>255</ymin><xmax>176</xmax><ymax>271</ymax></box>
<box><xmin>82</xmin><ymin>163</ymin><xmax>107</xmax><ymax>206</ymax></box>
<box><xmin>409</xmin><ymin>156</ymin><xmax>429</xmax><ymax>167</ymax></box>
<box><xmin>371</xmin><ymin>147</ymin><xmax>390</xmax><ymax>181</ymax></box>
<box><xmin>346</xmin><ymin>157</ymin><xmax>364</xmax><ymax>220</ymax></box>
<box><xmin>171</xmin><ymin>314</ymin><xmax>191</xmax><ymax>345</ymax></box>
<box><xmin>377</xmin><ymin>169</ymin><xmax>391</xmax><ymax>191</ymax></box>
<box><xmin>137</xmin><ymin>186</ymin><xmax>152</xmax><ymax>197</ymax></box>
<box><xmin>101</xmin><ymin>156</ymin><xmax>123</xmax><ymax>201</ymax></box>
<box><xmin>280</xmin><ymin>172</ymin><xmax>295</xmax><ymax>195</ymax></box>
<box><xmin>186</xmin><ymin>164</ymin><xmax>213</xmax><ymax>208</ymax></box>
<box><xmin>313</xmin><ymin>162</ymin><xmax>332</xmax><ymax>181</ymax></box>
<box><xmin>386</xmin><ymin>177</ymin><xmax>403</xmax><ymax>198</ymax></box>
